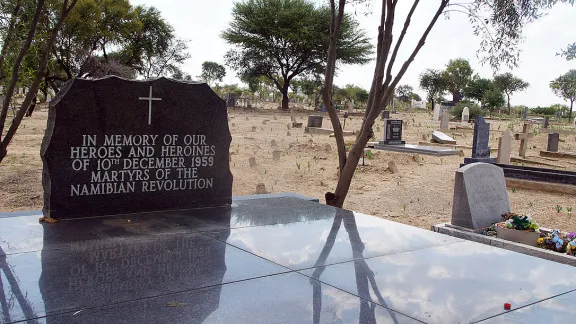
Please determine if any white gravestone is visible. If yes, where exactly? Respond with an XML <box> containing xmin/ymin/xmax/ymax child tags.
<box><xmin>461</xmin><ymin>106</ymin><xmax>470</xmax><ymax>123</ymax></box>
<box><xmin>451</xmin><ymin>163</ymin><xmax>510</xmax><ymax>229</ymax></box>
<box><xmin>433</xmin><ymin>104</ymin><xmax>441</xmax><ymax>121</ymax></box>
<box><xmin>496</xmin><ymin>130</ymin><xmax>512</xmax><ymax>164</ymax></box>
<box><xmin>348</xmin><ymin>102</ymin><xmax>353</xmax><ymax>113</ymax></box>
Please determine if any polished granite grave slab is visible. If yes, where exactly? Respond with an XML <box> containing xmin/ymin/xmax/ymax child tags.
<box><xmin>1</xmin><ymin>196</ymin><xmax>576</xmax><ymax>323</ymax></box>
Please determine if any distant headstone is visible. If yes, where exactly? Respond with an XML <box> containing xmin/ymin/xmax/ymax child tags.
<box><xmin>307</xmin><ymin>115</ymin><xmax>323</xmax><ymax>128</ymax></box>
<box><xmin>381</xmin><ymin>110</ymin><xmax>390</xmax><ymax>120</ymax></box>
<box><xmin>320</xmin><ymin>103</ymin><xmax>327</xmax><ymax>112</ymax></box>
<box><xmin>41</xmin><ymin>77</ymin><xmax>232</xmax><ymax>219</ymax></box>
<box><xmin>440</xmin><ymin>110</ymin><xmax>450</xmax><ymax>130</ymax></box>
<box><xmin>464</xmin><ymin>116</ymin><xmax>495</xmax><ymax>163</ymax></box>
<box><xmin>523</xmin><ymin>107</ymin><xmax>529</xmax><ymax>120</ymax></box>
<box><xmin>514</xmin><ymin>123</ymin><xmax>531</xmax><ymax>157</ymax></box>
<box><xmin>461</xmin><ymin>107</ymin><xmax>470</xmax><ymax>123</ymax></box>
<box><xmin>348</xmin><ymin>102</ymin><xmax>353</xmax><ymax>113</ymax></box>
<box><xmin>382</xmin><ymin>120</ymin><xmax>405</xmax><ymax>145</ymax></box>
<box><xmin>46</xmin><ymin>94</ymin><xmax>52</xmax><ymax>102</ymax></box>
<box><xmin>543</xmin><ymin>116</ymin><xmax>550</xmax><ymax>128</ymax></box>
<box><xmin>547</xmin><ymin>133</ymin><xmax>559</xmax><ymax>152</ymax></box>
<box><xmin>496</xmin><ymin>130</ymin><xmax>512</xmax><ymax>164</ymax></box>
<box><xmin>451</xmin><ymin>163</ymin><xmax>510</xmax><ymax>229</ymax></box>
<box><xmin>226</xmin><ymin>94</ymin><xmax>236</xmax><ymax>108</ymax></box>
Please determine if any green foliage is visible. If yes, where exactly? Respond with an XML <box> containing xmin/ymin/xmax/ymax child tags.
<box><xmin>365</xmin><ymin>150</ymin><xmax>373</xmax><ymax>159</ymax></box>
<box><xmin>550</xmin><ymin>70</ymin><xmax>576</xmax><ymax>118</ymax></box>
<box><xmin>464</xmin><ymin>76</ymin><xmax>494</xmax><ymax>103</ymax></box>
<box><xmin>221</xmin><ymin>0</ymin><xmax>372</xmax><ymax>109</ymax></box>
<box><xmin>531</xmin><ymin>106</ymin><xmax>557</xmax><ymax>115</ymax></box>
<box><xmin>556</xmin><ymin>205</ymin><xmax>563</xmax><ymax>213</ymax></box>
<box><xmin>443</xmin><ymin>58</ymin><xmax>473</xmax><ymax>103</ymax></box>
<box><xmin>560</xmin><ymin>42</ymin><xmax>576</xmax><ymax>61</ymax></box>
<box><xmin>396</xmin><ymin>85</ymin><xmax>413</xmax><ymax>103</ymax></box>
<box><xmin>494</xmin><ymin>72</ymin><xmax>529</xmax><ymax>113</ymax></box>
<box><xmin>502</xmin><ymin>213</ymin><xmax>539</xmax><ymax>232</ymax></box>
<box><xmin>419</xmin><ymin>69</ymin><xmax>446</xmax><ymax>108</ymax></box>
<box><xmin>58</xmin><ymin>2</ymin><xmax>188</xmax><ymax>80</ymax></box>
<box><xmin>450</xmin><ymin>101</ymin><xmax>484</xmax><ymax>120</ymax></box>
<box><xmin>200</xmin><ymin>61</ymin><xmax>226</xmax><ymax>86</ymax></box>
<box><xmin>483</xmin><ymin>88</ymin><xmax>506</xmax><ymax>112</ymax></box>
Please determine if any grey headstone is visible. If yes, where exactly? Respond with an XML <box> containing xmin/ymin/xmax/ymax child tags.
<box><xmin>544</xmin><ymin>116</ymin><xmax>550</xmax><ymax>128</ymax></box>
<box><xmin>451</xmin><ymin>163</ymin><xmax>510</xmax><ymax>229</ymax></box>
<box><xmin>307</xmin><ymin>115</ymin><xmax>323</xmax><ymax>128</ymax></box>
<box><xmin>41</xmin><ymin>77</ymin><xmax>232</xmax><ymax>219</ymax></box>
<box><xmin>440</xmin><ymin>110</ymin><xmax>450</xmax><ymax>130</ymax></box>
<box><xmin>523</xmin><ymin>107</ymin><xmax>529</xmax><ymax>120</ymax></box>
<box><xmin>547</xmin><ymin>133</ymin><xmax>559</xmax><ymax>152</ymax></box>
<box><xmin>465</xmin><ymin>116</ymin><xmax>495</xmax><ymax>163</ymax></box>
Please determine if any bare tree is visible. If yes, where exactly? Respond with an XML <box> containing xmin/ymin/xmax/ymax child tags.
<box><xmin>0</xmin><ymin>0</ymin><xmax>78</xmax><ymax>162</ymax></box>
<box><xmin>323</xmin><ymin>0</ymin><xmax>447</xmax><ymax>207</ymax></box>
<box><xmin>322</xmin><ymin>0</ymin><xmax>555</xmax><ymax>207</ymax></box>
<box><xmin>0</xmin><ymin>0</ymin><xmax>45</xmax><ymax>157</ymax></box>
<box><xmin>0</xmin><ymin>0</ymin><xmax>23</xmax><ymax>80</ymax></box>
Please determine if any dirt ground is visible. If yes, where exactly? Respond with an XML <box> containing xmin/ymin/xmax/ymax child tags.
<box><xmin>2</xmin><ymin>103</ymin><xmax>576</xmax><ymax>232</ymax></box>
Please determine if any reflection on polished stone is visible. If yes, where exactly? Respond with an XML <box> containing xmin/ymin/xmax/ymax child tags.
<box><xmin>36</xmin><ymin>272</ymin><xmax>422</xmax><ymax>324</ymax></box>
<box><xmin>1</xmin><ymin>196</ymin><xmax>576</xmax><ymax>323</ymax></box>
<box><xmin>299</xmin><ymin>241</ymin><xmax>576</xmax><ymax>323</ymax></box>
<box><xmin>206</xmin><ymin>208</ymin><xmax>463</xmax><ymax>270</ymax></box>
<box><xmin>478</xmin><ymin>290</ymin><xmax>576</xmax><ymax>323</ymax></box>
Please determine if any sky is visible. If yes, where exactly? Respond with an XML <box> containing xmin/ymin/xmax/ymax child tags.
<box><xmin>131</xmin><ymin>0</ymin><xmax>576</xmax><ymax>107</ymax></box>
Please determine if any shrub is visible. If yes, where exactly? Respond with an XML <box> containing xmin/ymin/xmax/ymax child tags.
<box><xmin>450</xmin><ymin>101</ymin><xmax>484</xmax><ymax>120</ymax></box>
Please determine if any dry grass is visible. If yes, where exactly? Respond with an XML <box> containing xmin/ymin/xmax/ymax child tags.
<box><xmin>2</xmin><ymin>103</ymin><xmax>576</xmax><ymax>232</ymax></box>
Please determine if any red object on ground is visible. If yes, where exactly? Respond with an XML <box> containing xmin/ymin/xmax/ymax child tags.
<box><xmin>504</xmin><ymin>303</ymin><xmax>511</xmax><ymax>310</ymax></box>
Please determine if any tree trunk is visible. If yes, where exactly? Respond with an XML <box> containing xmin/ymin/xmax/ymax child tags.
<box><xmin>0</xmin><ymin>0</ymin><xmax>45</xmax><ymax>158</ymax></box>
<box><xmin>324</xmin><ymin>0</ymin><xmax>448</xmax><ymax>208</ymax></box>
<box><xmin>507</xmin><ymin>93</ymin><xmax>511</xmax><ymax>114</ymax></box>
<box><xmin>280</xmin><ymin>78</ymin><xmax>291</xmax><ymax>110</ymax></box>
<box><xmin>430</xmin><ymin>98</ymin><xmax>435</xmax><ymax>112</ymax></box>
<box><xmin>322</xmin><ymin>0</ymin><xmax>348</xmax><ymax>196</ymax></box>
<box><xmin>0</xmin><ymin>0</ymin><xmax>23</xmax><ymax>80</ymax></box>
<box><xmin>0</xmin><ymin>0</ymin><xmax>78</xmax><ymax>163</ymax></box>
<box><xmin>570</xmin><ymin>99</ymin><xmax>574</xmax><ymax>121</ymax></box>
<box><xmin>452</xmin><ymin>91</ymin><xmax>459</xmax><ymax>103</ymax></box>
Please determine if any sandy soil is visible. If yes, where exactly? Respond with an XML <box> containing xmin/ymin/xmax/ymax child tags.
<box><xmin>2</xmin><ymin>103</ymin><xmax>576</xmax><ymax>232</ymax></box>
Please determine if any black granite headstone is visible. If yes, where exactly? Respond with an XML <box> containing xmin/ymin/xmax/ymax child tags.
<box><xmin>41</xmin><ymin>77</ymin><xmax>233</xmax><ymax>219</ymax></box>
<box><xmin>464</xmin><ymin>116</ymin><xmax>495</xmax><ymax>164</ymax></box>
<box><xmin>383</xmin><ymin>120</ymin><xmax>405</xmax><ymax>145</ymax></box>
<box><xmin>547</xmin><ymin>133</ymin><xmax>559</xmax><ymax>152</ymax></box>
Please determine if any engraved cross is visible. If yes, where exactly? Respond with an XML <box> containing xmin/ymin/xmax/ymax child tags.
<box><xmin>138</xmin><ymin>86</ymin><xmax>162</xmax><ymax>125</ymax></box>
